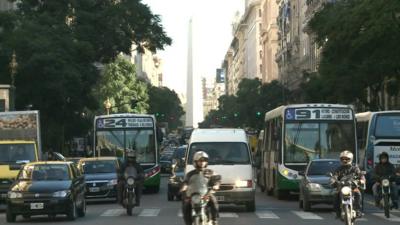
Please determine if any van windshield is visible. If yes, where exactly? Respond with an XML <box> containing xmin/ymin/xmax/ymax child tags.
<box><xmin>188</xmin><ymin>142</ymin><xmax>250</xmax><ymax>165</ymax></box>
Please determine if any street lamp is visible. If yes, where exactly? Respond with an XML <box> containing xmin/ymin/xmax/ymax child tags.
<box><xmin>104</xmin><ymin>98</ymin><xmax>112</xmax><ymax>115</ymax></box>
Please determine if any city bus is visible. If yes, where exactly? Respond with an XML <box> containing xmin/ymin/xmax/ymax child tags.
<box><xmin>257</xmin><ymin>104</ymin><xmax>357</xmax><ymax>199</ymax></box>
<box><xmin>356</xmin><ymin>111</ymin><xmax>400</xmax><ymax>189</ymax></box>
<box><xmin>93</xmin><ymin>114</ymin><xmax>161</xmax><ymax>193</ymax></box>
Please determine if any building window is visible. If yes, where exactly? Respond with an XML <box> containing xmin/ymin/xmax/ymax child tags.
<box><xmin>259</xmin><ymin>9</ymin><xmax>262</xmax><ymax>17</ymax></box>
<box><xmin>259</xmin><ymin>64</ymin><xmax>263</xmax><ymax>74</ymax></box>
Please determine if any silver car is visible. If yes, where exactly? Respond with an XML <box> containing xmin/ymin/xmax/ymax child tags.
<box><xmin>299</xmin><ymin>159</ymin><xmax>341</xmax><ymax>211</ymax></box>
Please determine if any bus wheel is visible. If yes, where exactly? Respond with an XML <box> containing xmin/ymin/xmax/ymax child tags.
<box><xmin>274</xmin><ymin>188</ymin><xmax>285</xmax><ymax>200</ymax></box>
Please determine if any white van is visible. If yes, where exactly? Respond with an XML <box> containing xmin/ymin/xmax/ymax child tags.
<box><xmin>184</xmin><ymin>128</ymin><xmax>256</xmax><ymax>211</ymax></box>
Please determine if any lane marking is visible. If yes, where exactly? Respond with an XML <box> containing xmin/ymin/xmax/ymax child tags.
<box><xmin>178</xmin><ymin>210</ymin><xmax>183</xmax><ymax>217</ymax></box>
<box><xmin>219</xmin><ymin>213</ymin><xmax>238</xmax><ymax>218</ymax></box>
<box><xmin>292</xmin><ymin>211</ymin><xmax>323</xmax><ymax>220</ymax></box>
<box><xmin>101</xmin><ymin>209</ymin><xmax>125</xmax><ymax>217</ymax></box>
<box><xmin>139</xmin><ymin>208</ymin><xmax>161</xmax><ymax>217</ymax></box>
<box><xmin>372</xmin><ymin>213</ymin><xmax>400</xmax><ymax>222</ymax></box>
<box><xmin>256</xmin><ymin>210</ymin><xmax>279</xmax><ymax>219</ymax></box>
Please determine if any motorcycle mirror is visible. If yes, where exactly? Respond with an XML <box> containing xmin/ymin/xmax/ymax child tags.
<box><xmin>361</xmin><ymin>171</ymin><xmax>367</xmax><ymax>175</ymax></box>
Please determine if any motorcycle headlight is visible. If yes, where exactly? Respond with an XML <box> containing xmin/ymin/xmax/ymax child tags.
<box><xmin>306</xmin><ymin>183</ymin><xmax>321</xmax><ymax>191</ymax></box>
<box><xmin>53</xmin><ymin>190</ymin><xmax>70</xmax><ymax>198</ymax></box>
<box><xmin>8</xmin><ymin>191</ymin><xmax>22</xmax><ymax>199</ymax></box>
<box><xmin>191</xmin><ymin>194</ymin><xmax>201</xmax><ymax>204</ymax></box>
<box><xmin>341</xmin><ymin>186</ymin><xmax>352</xmax><ymax>196</ymax></box>
<box><xmin>108</xmin><ymin>179</ymin><xmax>118</xmax><ymax>186</ymax></box>
<box><xmin>382</xmin><ymin>179</ymin><xmax>390</xmax><ymax>187</ymax></box>
<box><xmin>127</xmin><ymin>177</ymin><xmax>135</xmax><ymax>186</ymax></box>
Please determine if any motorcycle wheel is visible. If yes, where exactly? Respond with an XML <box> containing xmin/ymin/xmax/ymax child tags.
<box><xmin>127</xmin><ymin>192</ymin><xmax>133</xmax><ymax>216</ymax></box>
<box><xmin>384</xmin><ymin>194</ymin><xmax>390</xmax><ymax>218</ymax></box>
<box><xmin>344</xmin><ymin>206</ymin><xmax>352</xmax><ymax>225</ymax></box>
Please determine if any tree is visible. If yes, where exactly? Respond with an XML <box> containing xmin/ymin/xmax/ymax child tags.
<box><xmin>95</xmin><ymin>56</ymin><xmax>149</xmax><ymax>114</ymax></box>
<box><xmin>306</xmin><ymin>0</ymin><xmax>400</xmax><ymax>110</ymax></box>
<box><xmin>0</xmin><ymin>0</ymin><xmax>171</xmax><ymax>151</ymax></box>
<box><xmin>148</xmin><ymin>86</ymin><xmax>184</xmax><ymax>129</ymax></box>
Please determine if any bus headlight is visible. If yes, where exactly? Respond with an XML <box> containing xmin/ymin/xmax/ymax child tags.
<box><xmin>341</xmin><ymin>186</ymin><xmax>352</xmax><ymax>196</ymax></box>
<box><xmin>382</xmin><ymin>179</ymin><xmax>390</xmax><ymax>187</ymax></box>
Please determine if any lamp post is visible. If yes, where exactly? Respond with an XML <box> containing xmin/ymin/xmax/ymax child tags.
<box><xmin>104</xmin><ymin>98</ymin><xmax>112</xmax><ymax>115</ymax></box>
<box><xmin>9</xmin><ymin>51</ymin><xmax>18</xmax><ymax>111</ymax></box>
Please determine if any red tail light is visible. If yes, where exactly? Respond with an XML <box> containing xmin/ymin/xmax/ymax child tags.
<box><xmin>145</xmin><ymin>166</ymin><xmax>161</xmax><ymax>178</ymax></box>
<box><xmin>247</xmin><ymin>180</ymin><xmax>253</xmax><ymax>188</ymax></box>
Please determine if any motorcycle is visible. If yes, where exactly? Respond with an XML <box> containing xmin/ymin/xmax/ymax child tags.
<box><xmin>378</xmin><ymin>176</ymin><xmax>393</xmax><ymax>218</ymax></box>
<box><xmin>182</xmin><ymin>172</ymin><xmax>221</xmax><ymax>225</ymax></box>
<box><xmin>123</xmin><ymin>166</ymin><xmax>138</xmax><ymax>216</ymax></box>
<box><xmin>331</xmin><ymin>174</ymin><xmax>362</xmax><ymax>225</ymax></box>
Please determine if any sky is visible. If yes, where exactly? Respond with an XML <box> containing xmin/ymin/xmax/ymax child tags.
<box><xmin>142</xmin><ymin>0</ymin><xmax>244</xmax><ymax>98</ymax></box>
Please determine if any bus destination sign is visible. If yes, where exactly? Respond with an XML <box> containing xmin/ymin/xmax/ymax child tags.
<box><xmin>97</xmin><ymin>117</ymin><xmax>154</xmax><ymax>129</ymax></box>
<box><xmin>285</xmin><ymin>108</ymin><xmax>353</xmax><ymax>121</ymax></box>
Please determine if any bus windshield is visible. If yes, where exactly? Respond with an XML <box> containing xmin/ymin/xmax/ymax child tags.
<box><xmin>96</xmin><ymin>129</ymin><xmax>156</xmax><ymax>163</ymax></box>
<box><xmin>284</xmin><ymin>122</ymin><xmax>355</xmax><ymax>163</ymax></box>
<box><xmin>375</xmin><ymin>114</ymin><xmax>400</xmax><ymax>138</ymax></box>
<box><xmin>0</xmin><ymin>144</ymin><xmax>36</xmax><ymax>164</ymax></box>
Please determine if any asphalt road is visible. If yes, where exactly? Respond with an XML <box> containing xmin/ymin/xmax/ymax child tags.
<box><xmin>1</xmin><ymin>175</ymin><xmax>399</xmax><ymax>225</ymax></box>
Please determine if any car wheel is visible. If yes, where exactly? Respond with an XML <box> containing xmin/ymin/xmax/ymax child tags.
<box><xmin>299</xmin><ymin>193</ymin><xmax>303</xmax><ymax>209</ymax></box>
<box><xmin>78</xmin><ymin>199</ymin><xmax>86</xmax><ymax>217</ymax></box>
<box><xmin>167</xmin><ymin>192</ymin><xmax>174</xmax><ymax>201</ymax></box>
<box><xmin>6</xmin><ymin>208</ymin><xmax>16</xmax><ymax>223</ymax></box>
<box><xmin>48</xmin><ymin>214</ymin><xmax>56</xmax><ymax>220</ymax></box>
<box><xmin>303</xmin><ymin>196</ymin><xmax>311</xmax><ymax>211</ymax></box>
<box><xmin>22</xmin><ymin>215</ymin><xmax>31</xmax><ymax>220</ymax></box>
<box><xmin>246</xmin><ymin>200</ymin><xmax>256</xmax><ymax>212</ymax></box>
<box><xmin>67</xmin><ymin>201</ymin><xmax>77</xmax><ymax>221</ymax></box>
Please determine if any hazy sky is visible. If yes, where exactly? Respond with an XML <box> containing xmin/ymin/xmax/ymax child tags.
<box><xmin>142</xmin><ymin>0</ymin><xmax>244</xmax><ymax>97</ymax></box>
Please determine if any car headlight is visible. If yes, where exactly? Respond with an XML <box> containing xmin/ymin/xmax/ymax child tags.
<box><xmin>382</xmin><ymin>179</ymin><xmax>390</xmax><ymax>187</ymax></box>
<box><xmin>108</xmin><ymin>179</ymin><xmax>118</xmax><ymax>186</ymax></box>
<box><xmin>191</xmin><ymin>194</ymin><xmax>201</xmax><ymax>204</ymax></box>
<box><xmin>8</xmin><ymin>191</ymin><xmax>22</xmax><ymax>199</ymax></box>
<box><xmin>127</xmin><ymin>177</ymin><xmax>135</xmax><ymax>186</ymax></box>
<box><xmin>306</xmin><ymin>183</ymin><xmax>321</xmax><ymax>191</ymax></box>
<box><xmin>53</xmin><ymin>190</ymin><xmax>71</xmax><ymax>198</ymax></box>
<box><xmin>341</xmin><ymin>186</ymin><xmax>352</xmax><ymax>196</ymax></box>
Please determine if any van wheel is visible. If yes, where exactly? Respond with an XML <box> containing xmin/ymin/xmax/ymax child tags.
<box><xmin>6</xmin><ymin>208</ymin><xmax>16</xmax><ymax>223</ymax></box>
<box><xmin>246</xmin><ymin>200</ymin><xmax>256</xmax><ymax>212</ymax></box>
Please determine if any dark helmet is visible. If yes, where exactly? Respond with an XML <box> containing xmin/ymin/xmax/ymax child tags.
<box><xmin>379</xmin><ymin>152</ymin><xmax>389</xmax><ymax>161</ymax></box>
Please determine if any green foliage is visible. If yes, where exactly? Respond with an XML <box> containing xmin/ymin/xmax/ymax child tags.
<box><xmin>148</xmin><ymin>86</ymin><xmax>184</xmax><ymax>129</ymax></box>
<box><xmin>199</xmin><ymin>79</ymin><xmax>288</xmax><ymax>129</ymax></box>
<box><xmin>95</xmin><ymin>56</ymin><xmax>149</xmax><ymax>114</ymax></box>
<box><xmin>0</xmin><ymin>0</ymin><xmax>171</xmax><ymax>151</ymax></box>
<box><xmin>306</xmin><ymin>0</ymin><xmax>400</xmax><ymax>110</ymax></box>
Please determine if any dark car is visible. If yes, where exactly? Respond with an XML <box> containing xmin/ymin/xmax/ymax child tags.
<box><xmin>299</xmin><ymin>159</ymin><xmax>341</xmax><ymax>211</ymax></box>
<box><xmin>77</xmin><ymin>157</ymin><xmax>119</xmax><ymax>201</ymax></box>
<box><xmin>160</xmin><ymin>153</ymin><xmax>174</xmax><ymax>174</ymax></box>
<box><xmin>6</xmin><ymin>161</ymin><xmax>86</xmax><ymax>222</ymax></box>
<box><xmin>167</xmin><ymin>146</ymin><xmax>187</xmax><ymax>201</ymax></box>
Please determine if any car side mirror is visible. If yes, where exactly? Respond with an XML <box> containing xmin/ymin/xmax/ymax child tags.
<box><xmin>326</xmin><ymin>172</ymin><xmax>333</xmax><ymax>177</ymax></box>
<box><xmin>298</xmin><ymin>171</ymin><xmax>305</xmax><ymax>176</ymax></box>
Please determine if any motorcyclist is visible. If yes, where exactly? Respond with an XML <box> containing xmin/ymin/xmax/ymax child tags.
<box><xmin>181</xmin><ymin>151</ymin><xmax>219</xmax><ymax>225</ymax></box>
<box><xmin>372</xmin><ymin>152</ymin><xmax>399</xmax><ymax>209</ymax></box>
<box><xmin>118</xmin><ymin>150</ymin><xmax>145</xmax><ymax>206</ymax></box>
<box><xmin>331</xmin><ymin>150</ymin><xmax>365</xmax><ymax>218</ymax></box>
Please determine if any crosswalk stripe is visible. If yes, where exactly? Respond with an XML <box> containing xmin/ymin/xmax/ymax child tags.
<box><xmin>372</xmin><ymin>213</ymin><xmax>400</xmax><ymax>222</ymax></box>
<box><xmin>256</xmin><ymin>210</ymin><xmax>279</xmax><ymax>219</ymax></box>
<box><xmin>177</xmin><ymin>210</ymin><xmax>183</xmax><ymax>217</ymax></box>
<box><xmin>219</xmin><ymin>213</ymin><xmax>238</xmax><ymax>218</ymax></box>
<box><xmin>0</xmin><ymin>214</ymin><xmax>5</xmax><ymax>218</ymax></box>
<box><xmin>101</xmin><ymin>209</ymin><xmax>125</xmax><ymax>217</ymax></box>
<box><xmin>292</xmin><ymin>211</ymin><xmax>323</xmax><ymax>220</ymax></box>
<box><xmin>139</xmin><ymin>208</ymin><xmax>160</xmax><ymax>217</ymax></box>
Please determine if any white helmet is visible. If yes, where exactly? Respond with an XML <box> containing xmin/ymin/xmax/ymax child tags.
<box><xmin>339</xmin><ymin>150</ymin><xmax>353</xmax><ymax>165</ymax></box>
<box><xmin>193</xmin><ymin>151</ymin><xmax>209</xmax><ymax>170</ymax></box>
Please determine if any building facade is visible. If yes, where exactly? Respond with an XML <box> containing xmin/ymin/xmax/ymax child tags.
<box><xmin>0</xmin><ymin>0</ymin><xmax>16</xmax><ymax>11</ymax></box>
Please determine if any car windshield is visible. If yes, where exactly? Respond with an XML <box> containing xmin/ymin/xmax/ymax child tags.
<box><xmin>307</xmin><ymin>161</ymin><xmax>341</xmax><ymax>176</ymax></box>
<box><xmin>82</xmin><ymin>160</ymin><xmax>117</xmax><ymax>174</ymax></box>
<box><xmin>188</xmin><ymin>142</ymin><xmax>250</xmax><ymax>165</ymax></box>
<box><xmin>160</xmin><ymin>154</ymin><xmax>173</xmax><ymax>161</ymax></box>
<box><xmin>0</xmin><ymin>144</ymin><xmax>36</xmax><ymax>164</ymax></box>
<box><xmin>19</xmin><ymin>164</ymin><xmax>70</xmax><ymax>181</ymax></box>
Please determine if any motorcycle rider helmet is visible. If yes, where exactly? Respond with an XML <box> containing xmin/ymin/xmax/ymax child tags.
<box><xmin>193</xmin><ymin>151</ymin><xmax>209</xmax><ymax>170</ymax></box>
<box><xmin>339</xmin><ymin>150</ymin><xmax>353</xmax><ymax>166</ymax></box>
<box><xmin>379</xmin><ymin>152</ymin><xmax>389</xmax><ymax>163</ymax></box>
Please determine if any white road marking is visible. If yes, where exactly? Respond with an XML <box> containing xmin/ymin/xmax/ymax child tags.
<box><xmin>219</xmin><ymin>213</ymin><xmax>239</xmax><ymax>218</ymax></box>
<box><xmin>292</xmin><ymin>211</ymin><xmax>323</xmax><ymax>220</ymax></box>
<box><xmin>139</xmin><ymin>208</ymin><xmax>161</xmax><ymax>217</ymax></box>
<box><xmin>101</xmin><ymin>209</ymin><xmax>125</xmax><ymax>217</ymax></box>
<box><xmin>372</xmin><ymin>213</ymin><xmax>400</xmax><ymax>222</ymax></box>
<box><xmin>256</xmin><ymin>210</ymin><xmax>279</xmax><ymax>219</ymax></box>
<box><xmin>178</xmin><ymin>210</ymin><xmax>183</xmax><ymax>217</ymax></box>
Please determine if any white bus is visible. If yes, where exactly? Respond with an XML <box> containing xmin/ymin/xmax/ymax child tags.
<box><xmin>257</xmin><ymin>104</ymin><xmax>357</xmax><ymax>199</ymax></box>
<box><xmin>356</xmin><ymin>111</ymin><xmax>400</xmax><ymax>189</ymax></box>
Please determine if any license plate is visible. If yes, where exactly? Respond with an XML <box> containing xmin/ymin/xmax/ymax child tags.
<box><xmin>30</xmin><ymin>203</ymin><xmax>44</xmax><ymax>210</ymax></box>
<box><xmin>89</xmin><ymin>187</ymin><xmax>100</xmax><ymax>192</ymax></box>
<box><xmin>216</xmin><ymin>196</ymin><xmax>224</xmax><ymax>201</ymax></box>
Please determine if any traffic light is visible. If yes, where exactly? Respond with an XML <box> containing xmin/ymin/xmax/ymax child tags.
<box><xmin>234</xmin><ymin>113</ymin><xmax>238</xmax><ymax>117</ymax></box>
<box><xmin>155</xmin><ymin>112</ymin><xmax>160</xmax><ymax>117</ymax></box>
<box><xmin>256</xmin><ymin>111</ymin><xmax>261</xmax><ymax>117</ymax></box>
